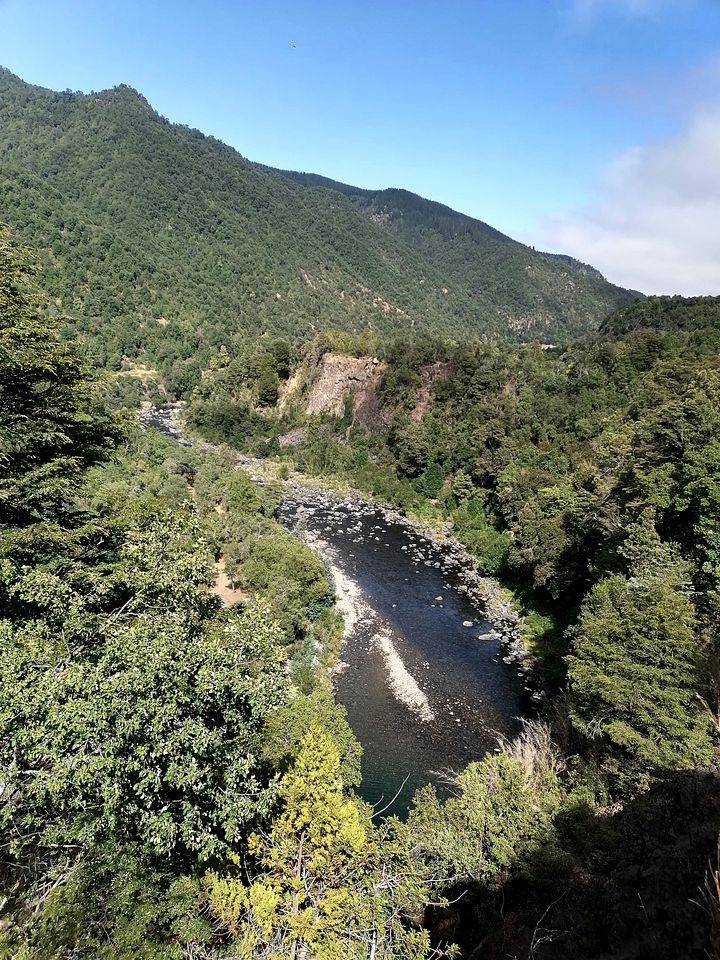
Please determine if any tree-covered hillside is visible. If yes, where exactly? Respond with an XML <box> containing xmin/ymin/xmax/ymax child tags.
<box><xmin>2</xmin><ymin>235</ymin><xmax>718</xmax><ymax>957</ymax></box>
<box><xmin>0</xmin><ymin>231</ymin><xmax>444</xmax><ymax>960</ymax></box>
<box><xmin>278</xmin><ymin>169</ymin><xmax>637</xmax><ymax>337</ymax></box>
<box><xmin>192</xmin><ymin>293</ymin><xmax>720</xmax><ymax>718</ymax></box>
<box><xmin>600</xmin><ymin>294</ymin><xmax>720</xmax><ymax>337</ymax></box>
<box><xmin>0</xmin><ymin>67</ymin><xmax>636</xmax><ymax>392</ymax></box>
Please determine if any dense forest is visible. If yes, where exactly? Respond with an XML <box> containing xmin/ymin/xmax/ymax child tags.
<box><xmin>186</xmin><ymin>294</ymin><xmax>720</xmax><ymax>954</ymax></box>
<box><xmin>190</xmin><ymin>294</ymin><xmax>720</xmax><ymax>673</ymax></box>
<box><xmin>2</xmin><ymin>222</ymin><xmax>719</xmax><ymax>957</ymax></box>
<box><xmin>1</xmin><ymin>65</ymin><xmax>718</xmax><ymax>960</ymax></box>
<box><xmin>0</xmin><ymin>67</ymin><xmax>638</xmax><ymax>401</ymax></box>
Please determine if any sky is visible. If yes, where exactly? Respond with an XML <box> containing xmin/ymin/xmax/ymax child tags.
<box><xmin>1</xmin><ymin>0</ymin><xmax>719</xmax><ymax>294</ymax></box>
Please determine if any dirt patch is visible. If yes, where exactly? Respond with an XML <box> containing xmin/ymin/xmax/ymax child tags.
<box><xmin>212</xmin><ymin>556</ymin><xmax>249</xmax><ymax>606</ymax></box>
<box><xmin>278</xmin><ymin>366</ymin><xmax>303</xmax><ymax>410</ymax></box>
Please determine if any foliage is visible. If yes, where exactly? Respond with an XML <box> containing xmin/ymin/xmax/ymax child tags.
<box><xmin>0</xmin><ymin>66</ymin><xmax>634</xmax><ymax>405</ymax></box>
<box><xmin>567</xmin><ymin>514</ymin><xmax>714</xmax><ymax>787</ymax></box>
<box><xmin>408</xmin><ymin>724</ymin><xmax>564</xmax><ymax>887</ymax></box>
<box><xmin>4</xmin><ymin>136</ymin><xmax>720</xmax><ymax>957</ymax></box>
<box><xmin>0</xmin><ymin>239</ymin><xmax>358</xmax><ymax>957</ymax></box>
<box><xmin>0</xmin><ymin>229</ymin><xmax>120</xmax><ymax>526</ymax></box>
<box><xmin>2</xmin><ymin>565</ymin><xmax>289</xmax><ymax>859</ymax></box>
<box><xmin>262</xmin><ymin>688</ymin><xmax>364</xmax><ymax>788</ymax></box>
<box><xmin>240</xmin><ymin>298</ymin><xmax>720</xmax><ymax>757</ymax></box>
<box><xmin>200</xmin><ymin>726</ymin><xmax>446</xmax><ymax>959</ymax></box>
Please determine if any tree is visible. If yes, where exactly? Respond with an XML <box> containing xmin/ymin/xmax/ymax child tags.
<box><xmin>568</xmin><ymin>513</ymin><xmax>714</xmax><ymax>788</ymax></box>
<box><xmin>255</xmin><ymin>357</ymin><xmax>280</xmax><ymax>406</ymax></box>
<box><xmin>201</xmin><ymin>726</ymin><xmax>443</xmax><ymax>959</ymax></box>
<box><xmin>0</xmin><ymin>230</ymin><xmax>119</xmax><ymax>528</ymax></box>
<box><xmin>262</xmin><ymin>688</ymin><xmax>363</xmax><ymax>789</ymax></box>
<box><xmin>408</xmin><ymin>723</ymin><xmax>563</xmax><ymax>887</ymax></box>
<box><xmin>1</xmin><ymin>518</ymin><xmax>290</xmax><ymax>864</ymax></box>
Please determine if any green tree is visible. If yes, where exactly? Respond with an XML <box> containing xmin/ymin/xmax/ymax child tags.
<box><xmin>0</xmin><ymin>230</ymin><xmax>119</xmax><ymax>527</ymax></box>
<box><xmin>1</xmin><ymin>519</ymin><xmax>290</xmax><ymax>863</ymax></box>
<box><xmin>568</xmin><ymin>514</ymin><xmax>714</xmax><ymax>787</ymax></box>
<box><xmin>201</xmin><ymin>726</ymin><xmax>443</xmax><ymax>959</ymax></box>
<box><xmin>255</xmin><ymin>358</ymin><xmax>280</xmax><ymax>406</ymax></box>
<box><xmin>408</xmin><ymin>723</ymin><xmax>563</xmax><ymax>886</ymax></box>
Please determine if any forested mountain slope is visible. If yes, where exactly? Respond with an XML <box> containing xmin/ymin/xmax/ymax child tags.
<box><xmin>600</xmin><ymin>294</ymin><xmax>720</xmax><ymax>337</ymax></box>
<box><xmin>278</xmin><ymin>168</ymin><xmax>636</xmax><ymax>335</ymax></box>
<box><xmin>0</xmin><ymin>67</ymin><xmax>636</xmax><ymax>388</ymax></box>
<box><xmin>3</xmin><ymin>232</ymin><xmax>718</xmax><ymax>958</ymax></box>
<box><xmin>190</xmin><ymin>292</ymin><xmax>720</xmax><ymax>684</ymax></box>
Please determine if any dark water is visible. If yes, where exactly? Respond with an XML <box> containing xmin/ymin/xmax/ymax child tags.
<box><xmin>279</xmin><ymin>493</ymin><xmax>526</xmax><ymax>818</ymax></box>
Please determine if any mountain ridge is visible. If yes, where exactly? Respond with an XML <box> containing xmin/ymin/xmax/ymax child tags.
<box><xmin>0</xmin><ymin>66</ymin><xmax>639</xmax><ymax>387</ymax></box>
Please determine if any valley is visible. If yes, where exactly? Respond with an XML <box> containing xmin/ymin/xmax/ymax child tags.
<box><xmin>1</xmin><ymin>52</ymin><xmax>719</xmax><ymax>959</ymax></box>
<box><xmin>140</xmin><ymin>404</ymin><xmax>527</xmax><ymax>819</ymax></box>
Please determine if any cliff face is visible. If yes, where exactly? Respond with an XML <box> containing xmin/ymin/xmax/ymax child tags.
<box><xmin>280</xmin><ymin>353</ymin><xmax>388</xmax><ymax>429</ymax></box>
<box><xmin>280</xmin><ymin>352</ymin><xmax>451</xmax><ymax>430</ymax></box>
<box><xmin>305</xmin><ymin>354</ymin><xmax>386</xmax><ymax>418</ymax></box>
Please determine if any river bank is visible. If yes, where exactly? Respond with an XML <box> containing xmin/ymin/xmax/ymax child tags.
<box><xmin>138</xmin><ymin>403</ymin><xmax>541</xmax><ymax>699</ymax></box>
<box><xmin>139</xmin><ymin>403</ymin><xmax>534</xmax><ymax>815</ymax></box>
<box><xmin>277</xmin><ymin>491</ymin><xmax>527</xmax><ymax>815</ymax></box>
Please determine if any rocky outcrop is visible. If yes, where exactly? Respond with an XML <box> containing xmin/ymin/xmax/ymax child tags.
<box><xmin>279</xmin><ymin>352</ymin><xmax>390</xmax><ymax>429</ymax></box>
<box><xmin>305</xmin><ymin>353</ymin><xmax>386</xmax><ymax>421</ymax></box>
<box><xmin>278</xmin><ymin>426</ymin><xmax>307</xmax><ymax>448</ymax></box>
<box><xmin>282</xmin><ymin>352</ymin><xmax>451</xmax><ymax>428</ymax></box>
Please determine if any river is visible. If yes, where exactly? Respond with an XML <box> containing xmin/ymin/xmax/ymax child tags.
<box><xmin>140</xmin><ymin>406</ymin><xmax>527</xmax><ymax>819</ymax></box>
<box><xmin>280</xmin><ymin>489</ymin><xmax>526</xmax><ymax>818</ymax></box>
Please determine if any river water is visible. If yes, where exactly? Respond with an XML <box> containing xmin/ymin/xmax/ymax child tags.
<box><xmin>279</xmin><ymin>490</ymin><xmax>526</xmax><ymax>819</ymax></box>
<box><xmin>140</xmin><ymin>407</ymin><xmax>526</xmax><ymax>819</ymax></box>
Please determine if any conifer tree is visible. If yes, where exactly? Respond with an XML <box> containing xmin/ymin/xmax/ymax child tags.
<box><xmin>568</xmin><ymin>511</ymin><xmax>714</xmax><ymax>787</ymax></box>
<box><xmin>0</xmin><ymin>229</ymin><xmax>119</xmax><ymax>528</ymax></box>
<box><xmin>202</xmin><ymin>726</ymin><xmax>444</xmax><ymax>959</ymax></box>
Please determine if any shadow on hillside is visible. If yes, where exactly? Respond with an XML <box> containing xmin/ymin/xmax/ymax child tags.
<box><xmin>427</xmin><ymin>766</ymin><xmax>720</xmax><ymax>960</ymax></box>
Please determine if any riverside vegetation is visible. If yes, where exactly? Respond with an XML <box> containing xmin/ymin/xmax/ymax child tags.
<box><xmin>0</xmin><ymin>71</ymin><xmax>718</xmax><ymax>960</ymax></box>
<box><xmin>184</xmin><ymin>301</ymin><xmax>720</xmax><ymax>954</ymax></box>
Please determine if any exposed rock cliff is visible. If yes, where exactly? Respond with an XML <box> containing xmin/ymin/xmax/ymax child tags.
<box><xmin>281</xmin><ymin>352</ymin><xmax>452</xmax><ymax>430</ymax></box>
<box><xmin>280</xmin><ymin>353</ymin><xmax>388</xmax><ymax>429</ymax></box>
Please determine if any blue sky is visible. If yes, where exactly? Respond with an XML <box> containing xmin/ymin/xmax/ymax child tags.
<box><xmin>1</xmin><ymin>0</ymin><xmax>719</xmax><ymax>293</ymax></box>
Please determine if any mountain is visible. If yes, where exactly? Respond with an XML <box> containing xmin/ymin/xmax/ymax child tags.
<box><xmin>278</xmin><ymin>170</ymin><xmax>620</xmax><ymax>316</ymax></box>
<box><xmin>0</xmin><ymin>67</ymin><xmax>638</xmax><ymax>381</ymax></box>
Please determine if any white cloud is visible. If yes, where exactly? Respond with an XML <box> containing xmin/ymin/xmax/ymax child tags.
<box><xmin>596</xmin><ymin>57</ymin><xmax>720</xmax><ymax>115</ymax></box>
<box><xmin>531</xmin><ymin>106</ymin><xmax>720</xmax><ymax>294</ymax></box>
